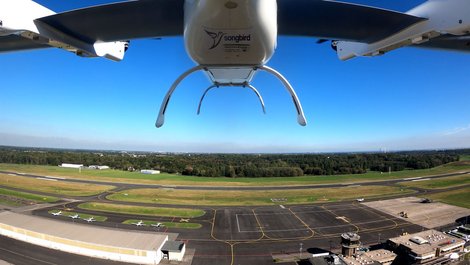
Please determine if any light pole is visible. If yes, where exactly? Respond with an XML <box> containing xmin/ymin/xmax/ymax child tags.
<box><xmin>299</xmin><ymin>242</ymin><xmax>303</xmax><ymax>259</ymax></box>
<box><xmin>378</xmin><ymin>233</ymin><xmax>381</xmax><ymax>244</ymax></box>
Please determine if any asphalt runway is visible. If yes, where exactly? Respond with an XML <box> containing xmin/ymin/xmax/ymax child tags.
<box><xmin>1</xmin><ymin>170</ymin><xmax>468</xmax><ymax>191</ymax></box>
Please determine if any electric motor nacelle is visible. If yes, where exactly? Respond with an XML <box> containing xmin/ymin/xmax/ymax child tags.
<box><xmin>0</xmin><ymin>0</ymin><xmax>128</xmax><ymax>61</ymax></box>
<box><xmin>336</xmin><ymin>0</ymin><xmax>470</xmax><ymax>61</ymax></box>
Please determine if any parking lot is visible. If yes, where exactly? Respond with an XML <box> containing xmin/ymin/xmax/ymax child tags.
<box><xmin>364</xmin><ymin>197</ymin><xmax>470</xmax><ymax>228</ymax></box>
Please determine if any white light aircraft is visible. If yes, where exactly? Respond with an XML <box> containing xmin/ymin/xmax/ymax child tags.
<box><xmin>82</xmin><ymin>217</ymin><xmax>95</xmax><ymax>223</ymax></box>
<box><xmin>69</xmin><ymin>214</ymin><xmax>80</xmax><ymax>219</ymax></box>
<box><xmin>132</xmin><ymin>220</ymin><xmax>145</xmax><ymax>226</ymax></box>
<box><xmin>151</xmin><ymin>222</ymin><xmax>164</xmax><ymax>228</ymax></box>
<box><xmin>1</xmin><ymin>0</ymin><xmax>469</xmax><ymax>126</ymax></box>
<box><xmin>51</xmin><ymin>211</ymin><xmax>62</xmax><ymax>216</ymax></box>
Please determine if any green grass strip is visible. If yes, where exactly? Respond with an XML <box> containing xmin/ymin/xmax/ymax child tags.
<box><xmin>78</xmin><ymin>202</ymin><xmax>205</xmax><ymax>218</ymax></box>
<box><xmin>0</xmin><ymin>188</ymin><xmax>58</xmax><ymax>203</ymax></box>
<box><xmin>122</xmin><ymin>219</ymin><xmax>201</xmax><ymax>229</ymax></box>
<box><xmin>0</xmin><ymin>198</ymin><xmax>23</xmax><ymax>207</ymax></box>
<box><xmin>427</xmin><ymin>187</ymin><xmax>470</xmax><ymax>209</ymax></box>
<box><xmin>399</xmin><ymin>174</ymin><xmax>470</xmax><ymax>189</ymax></box>
<box><xmin>107</xmin><ymin>186</ymin><xmax>414</xmax><ymax>206</ymax></box>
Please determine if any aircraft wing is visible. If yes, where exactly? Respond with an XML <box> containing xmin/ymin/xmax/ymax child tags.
<box><xmin>277</xmin><ymin>0</ymin><xmax>426</xmax><ymax>43</ymax></box>
<box><xmin>33</xmin><ymin>0</ymin><xmax>425</xmax><ymax>45</ymax></box>
<box><xmin>35</xmin><ymin>0</ymin><xmax>185</xmax><ymax>44</ymax></box>
<box><xmin>0</xmin><ymin>35</ymin><xmax>50</xmax><ymax>53</ymax></box>
<box><xmin>415</xmin><ymin>34</ymin><xmax>470</xmax><ymax>53</ymax></box>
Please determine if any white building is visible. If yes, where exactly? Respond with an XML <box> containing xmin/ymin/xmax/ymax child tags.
<box><xmin>161</xmin><ymin>241</ymin><xmax>186</xmax><ymax>261</ymax></box>
<box><xmin>60</xmin><ymin>163</ymin><xmax>83</xmax><ymax>169</ymax></box>
<box><xmin>0</xmin><ymin>212</ymin><xmax>170</xmax><ymax>264</ymax></box>
<box><xmin>89</xmin><ymin>165</ymin><xmax>110</xmax><ymax>170</ymax></box>
<box><xmin>141</xmin><ymin>170</ymin><xmax>160</xmax><ymax>175</ymax></box>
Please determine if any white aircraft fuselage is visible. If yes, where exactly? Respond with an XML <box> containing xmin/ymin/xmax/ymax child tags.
<box><xmin>183</xmin><ymin>0</ymin><xmax>278</xmax><ymax>85</ymax></box>
<box><xmin>185</xmin><ymin>0</ymin><xmax>277</xmax><ymax>67</ymax></box>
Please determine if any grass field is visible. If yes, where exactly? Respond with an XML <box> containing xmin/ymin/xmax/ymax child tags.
<box><xmin>459</xmin><ymin>155</ymin><xmax>470</xmax><ymax>161</ymax></box>
<box><xmin>427</xmin><ymin>187</ymin><xmax>470</xmax><ymax>209</ymax></box>
<box><xmin>122</xmin><ymin>219</ymin><xmax>201</xmax><ymax>229</ymax></box>
<box><xmin>78</xmin><ymin>202</ymin><xmax>205</xmax><ymax>218</ymax></box>
<box><xmin>0</xmin><ymin>173</ymin><xmax>115</xmax><ymax>196</ymax></box>
<box><xmin>107</xmin><ymin>186</ymin><xmax>414</xmax><ymax>206</ymax></box>
<box><xmin>398</xmin><ymin>174</ymin><xmax>470</xmax><ymax>189</ymax></box>
<box><xmin>2</xmin><ymin>162</ymin><xmax>470</xmax><ymax>187</ymax></box>
<box><xmin>0</xmin><ymin>198</ymin><xmax>23</xmax><ymax>207</ymax></box>
<box><xmin>0</xmin><ymin>188</ymin><xmax>58</xmax><ymax>203</ymax></box>
<box><xmin>48</xmin><ymin>210</ymin><xmax>107</xmax><ymax>221</ymax></box>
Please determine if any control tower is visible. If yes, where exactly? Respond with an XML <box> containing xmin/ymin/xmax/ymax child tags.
<box><xmin>341</xmin><ymin>232</ymin><xmax>360</xmax><ymax>257</ymax></box>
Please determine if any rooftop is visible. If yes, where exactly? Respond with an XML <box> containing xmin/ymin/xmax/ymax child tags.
<box><xmin>309</xmin><ymin>255</ymin><xmax>347</xmax><ymax>265</ymax></box>
<box><xmin>0</xmin><ymin>212</ymin><xmax>168</xmax><ymax>251</ymax></box>
<box><xmin>362</xmin><ymin>249</ymin><xmax>397</xmax><ymax>263</ymax></box>
<box><xmin>342</xmin><ymin>249</ymin><xmax>395</xmax><ymax>265</ymax></box>
<box><xmin>388</xmin><ymin>229</ymin><xmax>465</xmax><ymax>256</ymax></box>
<box><xmin>341</xmin><ymin>232</ymin><xmax>360</xmax><ymax>241</ymax></box>
<box><xmin>161</xmin><ymin>241</ymin><xmax>184</xmax><ymax>252</ymax></box>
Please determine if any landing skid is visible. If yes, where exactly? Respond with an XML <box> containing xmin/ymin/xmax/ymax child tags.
<box><xmin>155</xmin><ymin>65</ymin><xmax>307</xmax><ymax>128</ymax></box>
<box><xmin>197</xmin><ymin>83</ymin><xmax>266</xmax><ymax>115</ymax></box>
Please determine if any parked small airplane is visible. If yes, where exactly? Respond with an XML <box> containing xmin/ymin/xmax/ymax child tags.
<box><xmin>69</xmin><ymin>214</ymin><xmax>80</xmax><ymax>219</ymax></box>
<box><xmin>132</xmin><ymin>220</ymin><xmax>145</xmax><ymax>226</ymax></box>
<box><xmin>51</xmin><ymin>211</ymin><xmax>62</xmax><ymax>216</ymax></box>
<box><xmin>82</xmin><ymin>217</ymin><xmax>95</xmax><ymax>223</ymax></box>
<box><xmin>180</xmin><ymin>218</ymin><xmax>189</xmax><ymax>223</ymax></box>
<box><xmin>151</xmin><ymin>223</ymin><xmax>164</xmax><ymax>228</ymax></box>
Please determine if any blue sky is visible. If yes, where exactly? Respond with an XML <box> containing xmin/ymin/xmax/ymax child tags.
<box><xmin>1</xmin><ymin>0</ymin><xmax>470</xmax><ymax>153</ymax></box>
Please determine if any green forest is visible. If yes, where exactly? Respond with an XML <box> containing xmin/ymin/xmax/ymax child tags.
<box><xmin>0</xmin><ymin>146</ymin><xmax>467</xmax><ymax>178</ymax></box>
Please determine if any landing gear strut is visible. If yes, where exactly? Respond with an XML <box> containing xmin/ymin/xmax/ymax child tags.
<box><xmin>155</xmin><ymin>65</ymin><xmax>307</xmax><ymax>128</ymax></box>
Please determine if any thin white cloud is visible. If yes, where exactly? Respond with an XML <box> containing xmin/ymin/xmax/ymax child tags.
<box><xmin>442</xmin><ymin>124</ymin><xmax>470</xmax><ymax>136</ymax></box>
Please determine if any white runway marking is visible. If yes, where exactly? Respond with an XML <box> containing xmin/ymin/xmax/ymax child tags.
<box><xmin>347</xmin><ymin>185</ymin><xmax>361</xmax><ymax>188</ymax></box>
<box><xmin>44</xmin><ymin>176</ymin><xmax>66</xmax><ymax>180</ymax></box>
<box><xmin>236</xmin><ymin>214</ymin><xmax>242</xmax><ymax>233</ymax></box>
<box><xmin>36</xmin><ymin>177</ymin><xmax>58</xmax><ymax>182</ymax></box>
<box><xmin>403</xmin><ymin>177</ymin><xmax>422</xmax><ymax>181</ymax></box>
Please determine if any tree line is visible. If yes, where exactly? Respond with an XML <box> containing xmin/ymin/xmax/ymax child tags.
<box><xmin>0</xmin><ymin>146</ymin><xmax>465</xmax><ymax>178</ymax></box>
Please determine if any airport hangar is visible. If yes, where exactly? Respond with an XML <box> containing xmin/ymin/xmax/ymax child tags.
<box><xmin>0</xmin><ymin>212</ymin><xmax>185</xmax><ymax>264</ymax></box>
